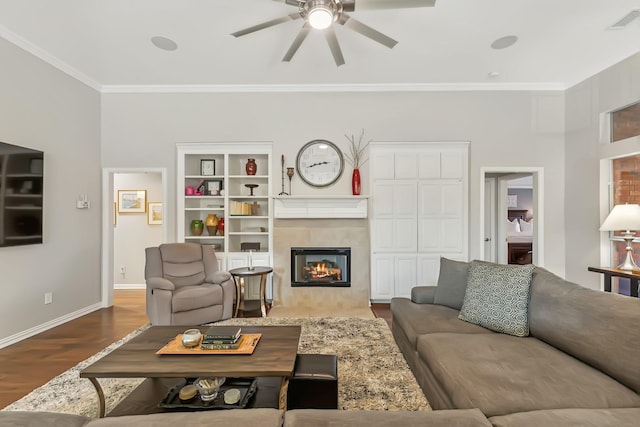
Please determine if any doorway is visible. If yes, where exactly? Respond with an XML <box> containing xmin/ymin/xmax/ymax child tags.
<box><xmin>101</xmin><ymin>168</ymin><xmax>168</xmax><ymax>308</ymax></box>
<box><xmin>479</xmin><ymin>167</ymin><xmax>544</xmax><ymax>267</ymax></box>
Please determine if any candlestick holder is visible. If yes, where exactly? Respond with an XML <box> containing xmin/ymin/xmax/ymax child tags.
<box><xmin>245</xmin><ymin>184</ymin><xmax>258</xmax><ymax>196</ymax></box>
<box><xmin>279</xmin><ymin>154</ymin><xmax>288</xmax><ymax>195</ymax></box>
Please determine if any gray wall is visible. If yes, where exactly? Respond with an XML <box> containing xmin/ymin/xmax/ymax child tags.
<box><xmin>101</xmin><ymin>90</ymin><xmax>566</xmax><ymax>277</ymax></box>
<box><xmin>0</xmin><ymin>38</ymin><xmax>101</xmax><ymax>342</ymax></box>
<box><xmin>565</xmin><ymin>52</ymin><xmax>640</xmax><ymax>290</ymax></box>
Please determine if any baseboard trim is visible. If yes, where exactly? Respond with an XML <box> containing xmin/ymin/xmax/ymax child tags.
<box><xmin>114</xmin><ymin>284</ymin><xmax>145</xmax><ymax>290</ymax></box>
<box><xmin>0</xmin><ymin>303</ymin><xmax>103</xmax><ymax>349</ymax></box>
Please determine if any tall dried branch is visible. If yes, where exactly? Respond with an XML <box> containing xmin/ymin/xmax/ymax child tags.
<box><xmin>344</xmin><ymin>129</ymin><xmax>371</xmax><ymax>169</ymax></box>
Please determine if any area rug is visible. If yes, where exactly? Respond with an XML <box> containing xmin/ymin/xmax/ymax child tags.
<box><xmin>2</xmin><ymin>317</ymin><xmax>429</xmax><ymax>418</ymax></box>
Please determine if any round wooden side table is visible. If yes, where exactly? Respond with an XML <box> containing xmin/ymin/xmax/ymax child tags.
<box><xmin>229</xmin><ymin>266</ymin><xmax>273</xmax><ymax>318</ymax></box>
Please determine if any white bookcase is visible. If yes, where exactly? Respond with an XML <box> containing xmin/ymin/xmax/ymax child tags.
<box><xmin>176</xmin><ymin>142</ymin><xmax>273</xmax><ymax>300</ymax></box>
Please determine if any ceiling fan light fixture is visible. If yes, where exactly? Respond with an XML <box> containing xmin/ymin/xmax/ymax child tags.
<box><xmin>308</xmin><ymin>5</ymin><xmax>334</xmax><ymax>29</ymax></box>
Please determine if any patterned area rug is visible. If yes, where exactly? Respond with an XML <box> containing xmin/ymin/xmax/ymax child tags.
<box><xmin>2</xmin><ymin>317</ymin><xmax>429</xmax><ymax>418</ymax></box>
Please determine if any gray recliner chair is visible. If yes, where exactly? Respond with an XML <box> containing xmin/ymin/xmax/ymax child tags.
<box><xmin>145</xmin><ymin>243</ymin><xmax>235</xmax><ymax>325</ymax></box>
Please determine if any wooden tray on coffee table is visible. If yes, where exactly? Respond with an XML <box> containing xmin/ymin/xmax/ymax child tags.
<box><xmin>156</xmin><ymin>333</ymin><xmax>261</xmax><ymax>355</ymax></box>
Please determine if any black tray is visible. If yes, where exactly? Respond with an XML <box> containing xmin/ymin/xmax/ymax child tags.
<box><xmin>158</xmin><ymin>377</ymin><xmax>258</xmax><ymax>410</ymax></box>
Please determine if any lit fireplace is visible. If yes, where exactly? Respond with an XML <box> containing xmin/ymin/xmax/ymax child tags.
<box><xmin>291</xmin><ymin>247</ymin><xmax>351</xmax><ymax>287</ymax></box>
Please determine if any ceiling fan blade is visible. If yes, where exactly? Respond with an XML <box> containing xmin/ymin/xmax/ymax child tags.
<box><xmin>325</xmin><ymin>27</ymin><xmax>345</xmax><ymax>67</ymax></box>
<box><xmin>282</xmin><ymin>24</ymin><xmax>311</xmax><ymax>62</ymax></box>
<box><xmin>272</xmin><ymin>0</ymin><xmax>304</xmax><ymax>6</ymax></box>
<box><xmin>343</xmin><ymin>0</ymin><xmax>435</xmax><ymax>12</ymax></box>
<box><xmin>231</xmin><ymin>13</ymin><xmax>301</xmax><ymax>38</ymax></box>
<box><xmin>339</xmin><ymin>14</ymin><xmax>398</xmax><ymax>49</ymax></box>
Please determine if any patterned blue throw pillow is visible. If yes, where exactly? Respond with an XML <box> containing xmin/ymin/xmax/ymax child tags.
<box><xmin>458</xmin><ymin>260</ymin><xmax>535</xmax><ymax>337</ymax></box>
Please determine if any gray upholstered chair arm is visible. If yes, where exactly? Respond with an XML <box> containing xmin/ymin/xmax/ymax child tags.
<box><xmin>147</xmin><ymin>277</ymin><xmax>175</xmax><ymax>291</ymax></box>
<box><xmin>411</xmin><ymin>286</ymin><xmax>437</xmax><ymax>304</ymax></box>
<box><xmin>207</xmin><ymin>271</ymin><xmax>232</xmax><ymax>284</ymax></box>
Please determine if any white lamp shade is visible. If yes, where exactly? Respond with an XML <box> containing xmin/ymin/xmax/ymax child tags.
<box><xmin>599</xmin><ymin>204</ymin><xmax>640</xmax><ymax>231</ymax></box>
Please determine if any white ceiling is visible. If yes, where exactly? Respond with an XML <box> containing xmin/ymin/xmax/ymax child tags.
<box><xmin>0</xmin><ymin>0</ymin><xmax>639</xmax><ymax>91</ymax></box>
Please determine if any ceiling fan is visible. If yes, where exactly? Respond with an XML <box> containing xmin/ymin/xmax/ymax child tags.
<box><xmin>231</xmin><ymin>0</ymin><xmax>436</xmax><ymax>66</ymax></box>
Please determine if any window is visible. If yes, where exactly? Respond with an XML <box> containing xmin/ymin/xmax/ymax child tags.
<box><xmin>611</xmin><ymin>155</ymin><xmax>640</xmax><ymax>266</ymax></box>
<box><xmin>611</xmin><ymin>102</ymin><xmax>640</xmax><ymax>143</ymax></box>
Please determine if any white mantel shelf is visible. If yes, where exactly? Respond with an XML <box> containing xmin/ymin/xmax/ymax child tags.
<box><xmin>273</xmin><ymin>195</ymin><xmax>369</xmax><ymax>219</ymax></box>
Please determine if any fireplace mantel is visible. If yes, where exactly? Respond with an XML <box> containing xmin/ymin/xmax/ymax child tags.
<box><xmin>273</xmin><ymin>195</ymin><xmax>368</xmax><ymax>219</ymax></box>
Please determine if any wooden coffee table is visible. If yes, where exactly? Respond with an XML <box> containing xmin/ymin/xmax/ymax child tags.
<box><xmin>80</xmin><ymin>325</ymin><xmax>301</xmax><ymax>417</ymax></box>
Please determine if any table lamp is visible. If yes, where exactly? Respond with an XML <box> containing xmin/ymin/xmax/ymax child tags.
<box><xmin>599</xmin><ymin>203</ymin><xmax>640</xmax><ymax>271</ymax></box>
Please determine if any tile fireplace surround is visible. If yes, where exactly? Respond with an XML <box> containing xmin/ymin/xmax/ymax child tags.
<box><xmin>272</xmin><ymin>218</ymin><xmax>370</xmax><ymax>311</ymax></box>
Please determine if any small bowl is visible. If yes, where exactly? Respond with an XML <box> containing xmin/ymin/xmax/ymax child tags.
<box><xmin>194</xmin><ymin>377</ymin><xmax>226</xmax><ymax>401</ymax></box>
<box><xmin>181</xmin><ymin>329</ymin><xmax>202</xmax><ymax>348</ymax></box>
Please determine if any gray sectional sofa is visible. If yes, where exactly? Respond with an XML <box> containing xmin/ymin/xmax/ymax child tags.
<box><xmin>391</xmin><ymin>258</ymin><xmax>640</xmax><ymax>425</ymax></box>
<box><xmin>3</xmin><ymin>259</ymin><xmax>639</xmax><ymax>426</ymax></box>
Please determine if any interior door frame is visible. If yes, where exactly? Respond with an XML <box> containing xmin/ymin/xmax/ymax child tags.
<box><xmin>479</xmin><ymin>167</ymin><xmax>544</xmax><ymax>266</ymax></box>
<box><xmin>101</xmin><ymin>167</ymin><xmax>168</xmax><ymax>308</ymax></box>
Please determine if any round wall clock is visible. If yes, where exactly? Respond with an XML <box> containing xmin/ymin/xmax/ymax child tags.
<box><xmin>296</xmin><ymin>140</ymin><xmax>344</xmax><ymax>188</ymax></box>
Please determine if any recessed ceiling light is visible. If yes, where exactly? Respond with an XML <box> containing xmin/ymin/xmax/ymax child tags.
<box><xmin>491</xmin><ymin>35</ymin><xmax>518</xmax><ymax>50</ymax></box>
<box><xmin>151</xmin><ymin>36</ymin><xmax>178</xmax><ymax>51</ymax></box>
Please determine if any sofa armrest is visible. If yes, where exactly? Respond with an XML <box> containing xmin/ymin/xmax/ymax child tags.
<box><xmin>411</xmin><ymin>286</ymin><xmax>437</xmax><ymax>304</ymax></box>
<box><xmin>147</xmin><ymin>277</ymin><xmax>175</xmax><ymax>291</ymax></box>
<box><xmin>207</xmin><ymin>271</ymin><xmax>232</xmax><ymax>284</ymax></box>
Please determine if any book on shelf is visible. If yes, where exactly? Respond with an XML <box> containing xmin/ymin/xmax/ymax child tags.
<box><xmin>203</xmin><ymin>326</ymin><xmax>241</xmax><ymax>341</ymax></box>
<box><xmin>201</xmin><ymin>336</ymin><xmax>243</xmax><ymax>350</ymax></box>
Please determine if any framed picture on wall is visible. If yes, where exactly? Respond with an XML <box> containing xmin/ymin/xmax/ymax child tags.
<box><xmin>147</xmin><ymin>202</ymin><xmax>163</xmax><ymax>225</ymax></box>
<box><xmin>118</xmin><ymin>190</ymin><xmax>146</xmax><ymax>213</ymax></box>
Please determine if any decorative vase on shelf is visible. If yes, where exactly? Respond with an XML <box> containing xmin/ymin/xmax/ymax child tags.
<box><xmin>352</xmin><ymin>168</ymin><xmax>361</xmax><ymax>196</ymax></box>
<box><xmin>217</xmin><ymin>217</ymin><xmax>225</xmax><ymax>236</ymax></box>
<box><xmin>245</xmin><ymin>158</ymin><xmax>257</xmax><ymax>176</ymax></box>
<box><xmin>205</xmin><ymin>214</ymin><xmax>219</xmax><ymax>236</ymax></box>
<box><xmin>191</xmin><ymin>220</ymin><xmax>204</xmax><ymax>236</ymax></box>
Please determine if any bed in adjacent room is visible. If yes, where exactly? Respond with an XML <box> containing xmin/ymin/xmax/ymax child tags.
<box><xmin>507</xmin><ymin>209</ymin><xmax>533</xmax><ymax>264</ymax></box>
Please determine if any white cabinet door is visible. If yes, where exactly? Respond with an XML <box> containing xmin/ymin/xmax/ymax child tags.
<box><xmin>371</xmin><ymin>150</ymin><xmax>395</xmax><ymax>179</ymax></box>
<box><xmin>396</xmin><ymin>255</ymin><xmax>417</xmax><ymax>298</ymax></box>
<box><xmin>371</xmin><ymin>255</ymin><xmax>395</xmax><ymax>300</ymax></box>
<box><xmin>440</xmin><ymin>149</ymin><xmax>465</xmax><ymax>179</ymax></box>
<box><xmin>394</xmin><ymin>152</ymin><xmax>419</xmax><ymax>179</ymax></box>
<box><xmin>418</xmin><ymin>151</ymin><xmax>441</xmax><ymax>179</ymax></box>
<box><xmin>372</xmin><ymin>181</ymin><xmax>417</xmax><ymax>252</ymax></box>
<box><xmin>371</xmin><ymin>254</ymin><xmax>416</xmax><ymax>300</ymax></box>
<box><xmin>417</xmin><ymin>255</ymin><xmax>441</xmax><ymax>286</ymax></box>
<box><xmin>418</xmin><ymin>181</ymin><xmax>464</xmax><ymax>253</ymax></box>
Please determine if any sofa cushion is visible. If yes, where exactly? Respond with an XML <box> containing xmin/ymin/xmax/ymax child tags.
<box><xmin>390</xmin><ymin>298</ymin><xmax>492</xmax><ymax>350</ymax></box>
<box><xmin>489</xmin><ymin>408</ymin><xmax>640</xmax><ymax>427</ymax></box>
<box><xmin>458</xmin><ymin>261</ymin><xmax>534</xmax><ymax>337</ymax></box>
<box><xmin>529</xmin><ymin>267</ymin><xmax>640</xmax><ymax>394</ymax></box>
<box><xmin>433</xmin><ymin>257</ymin><xmax>470</xmax><ymax>310</ymax></box>
<box><xmin>87</xmin><ymin>409</ymin><xmax>283</xmax><ymax>427</ymax></box>
<box><xmin>171</xmin><ymin>284</ymin><xmax>223</xmax><ymax>313</ymax></box>
<box><xmin>417</xmin><ymin>332</ymin><xmax>640</xmax><ymax>417</ymax></box>
<box><xmin>283</xmin><ymin>408</ymin><xmax>492</xmax><ymax>427</ymax></box>
<box><xmin>0</xmin><ymin>411</ymin><xmax>89</xmax><ymax>427</ymax></box>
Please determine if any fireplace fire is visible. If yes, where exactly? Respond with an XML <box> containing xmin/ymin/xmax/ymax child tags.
<box><xmin>291</xmin><ymin>247</ymin><xmax>350</xmax><ymax>287</ymax></box>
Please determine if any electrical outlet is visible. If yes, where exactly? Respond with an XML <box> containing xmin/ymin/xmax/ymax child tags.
<box><xmin>120</xmin><ymin>266</ymin><xmax>126</xmax><ymax>274</ymax></box>
<box><xmin>44</xmin><ymin>292</ymin><xmax>53</xmax><ymax>304</ymax></box>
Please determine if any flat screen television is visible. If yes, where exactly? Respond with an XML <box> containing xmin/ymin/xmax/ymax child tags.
<box><xmin>0</xmin><ymin>141</ymin><xmax>44</xmax><ymax>247</ymax></box>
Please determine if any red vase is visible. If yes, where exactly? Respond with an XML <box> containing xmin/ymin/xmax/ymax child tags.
<box><xmin>245</xmin><ymin>158</ymin><xmax>257</xmax><ymax>175</ymax></box>
<box><xmin>352</xmin><ymin>168</ymin><xmax>361</xmax><ymax>195</ymax></box>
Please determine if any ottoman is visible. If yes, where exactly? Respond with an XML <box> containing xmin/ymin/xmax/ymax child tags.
<box><xmin>286</xmin><ymin>354</ymin><xmax>338</xmax><ymax>409</ymax></box>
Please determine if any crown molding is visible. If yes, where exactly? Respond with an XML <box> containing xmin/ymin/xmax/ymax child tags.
<box><xmin>1</xmin><ymin>25</ymin><xmax>565</xmax><ymax>94</ymax></box>
<box><xmin>101</xmin><ymin>82</ymin><xmax>565</xmax><ymax>94</ymax></box>
<box><xmin>0</xmin><ymin>25</ymin><xmax>102</xmax><ymax>92</ymax></box>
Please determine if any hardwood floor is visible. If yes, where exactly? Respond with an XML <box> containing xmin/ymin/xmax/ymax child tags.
<box><xmin>0</xmin><ymin>291</ymin><xmax>391</xmax><ymax>409</ymax></box>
